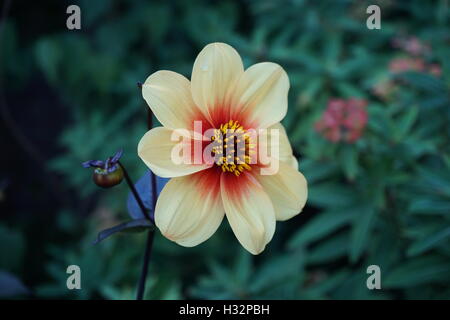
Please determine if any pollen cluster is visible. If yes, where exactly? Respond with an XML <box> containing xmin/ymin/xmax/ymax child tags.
<box><xmin>211</xmin><ymin>120</ymin><xmax>254</xmax><ymax>176</ymax></box>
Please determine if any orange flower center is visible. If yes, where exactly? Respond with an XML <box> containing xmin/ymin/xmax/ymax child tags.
<box><xmin>210</xmin><ymin>120</ymin><xmax>254</xmax><ymax>176</ymax></box>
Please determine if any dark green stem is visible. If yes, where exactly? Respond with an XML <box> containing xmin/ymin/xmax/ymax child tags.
<box><xmin>119</xmin><ymin>161</ymin><xmax>151</xmax><ymax>221</ymax></box>
<box><xmin>136</xmin><ymin>229</ymin><xmax>155</xmax><ymax>300</ymax></box>
<box><xmin>136</xmin><ymin>108</ymin><xmax>157</xmax><ymax>300</ymax></box>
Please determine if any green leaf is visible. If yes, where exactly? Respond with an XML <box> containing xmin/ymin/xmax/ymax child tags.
<box><xmin>340</xmin><ymin>145</ymin><xmax>359</xmax><ymax>180</ymax></box>
<box><xmin>350</xmin><ymin>204</ymin><xmax>376</xmax><ymax>262</ymax></box>
<box><xmin>395</xmin><ymin>71</ymin><xmax>446</xmax><ymax>93</ymax></box>
<box><xmin>409</xmin><ymin>198</ymin><xmax>450</xmax><ymax>215</ymax></box>
<box><xmin>249</xmin><ymin>252</ymin><xmax>304</xmax><ymax>293</ymax></box>
<box><xmin>407</xmin><ymin>227</ymin><xmax>450</xmax><ymax>256</ymax></box>
<box><xmin>299</xmin><ymin>77</ymin><xmax>323</xmax><ymax>105</ymax></box>
<box><xmin>304</xmin><ymin>270</ymin><xmax>350</xmax><ymax>298</ymax></box>
<box><xmin>300</xmin><ymin>159</ymin><xmax>339</xmax><ymax>184</ymax></box>
<box><xmin>93</xmin><ymin>219</ymin><xmax>154</xmax><ymax>244</ymax></box>
<box><xmin>384</xmin><ymin>255</ymin><xmax>450</xmax><ymax>288</ymax></box>
<box><xmin>288</xmin><ymin>208</ymin><xmax>355</xmax><ymax>248</ymax></box>
<box><xmin>418</xmin><ymin>95</ymin><xmax>450</xmax><ymax>109</ymax></box>
<box><xmin>34</xmin><ymin>38</ymin><xmax>62</xmax><ymax>84</ymax></box>
<box><xmin>208</xmin><ymin>261</ymin><xmax>239</xmax><ymax>293</ymax></box>
<box><xmin>416</xmin><ymin>166</ymin><xmax>450</xmax><ymax>196</ymax></box>
<box><xmin>307</xmin><ymin>232</ymin><xmax>349</xmax><ymax>264</ymax></box>
<box><xmin>234</xmin><ymin>250</ymin><xmax>253</xmax><ymax>285</ymax></box>
<box><xmin>307</xmin><ymin>182</ymin><xmax>355</xmax><ymax>208</ymax></box>
<box><xmin>335</xmin><ymin>82</ymin><xmax>367</xmax><ymax>98</ymax></box>
<box><xmin>394</xmin><ymin>106</ymin><xmax>419</xmax><ymax>141</ymax></box>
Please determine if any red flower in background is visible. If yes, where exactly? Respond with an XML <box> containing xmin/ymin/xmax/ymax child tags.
<box><xmin>315</xmin><ymin>98</ymin><xmax>368</xmax><ymax>143</ymax></box>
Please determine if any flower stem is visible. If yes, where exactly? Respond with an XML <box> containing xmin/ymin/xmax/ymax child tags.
<box><xmin>118</xmin><ymin>161</ymin><xmax>151</xmax><ymax>222</ymax></box>
<box><xmin>136</xmin><ymin>229</ymin><xmax>155</xmax><ymax>300</ymax></box>
<box><xmin>135</xmin><ymin>108</ymin><xmax>157</xmax><ymax>300</ymax></box>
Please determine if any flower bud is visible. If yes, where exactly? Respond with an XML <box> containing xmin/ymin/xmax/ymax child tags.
<box><xmin>93</xmin><ymin>165</ymin><xmax>124</xmax><ymax>188</ymax></box>
<box><xmin>82</xmin><ymin>149</ymin><xmax>124</xmax><ymax>188</ymax></box>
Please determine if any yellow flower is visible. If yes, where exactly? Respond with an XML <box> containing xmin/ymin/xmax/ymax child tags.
<box><xmin>138</xmin><ymin>43</ymin><xmax>307</xmax><ymax>255</ymax></box>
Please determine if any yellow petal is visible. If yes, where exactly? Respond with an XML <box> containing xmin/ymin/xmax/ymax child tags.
<box><xmin>221</xmin><ymin>173</ymin><xmax>276</xmax><ymax>255</ymax></box>
<box><xmin>231</xmin><ymin>63</ymin><xmax>289</xmax><ymax>129</ymax></box>
<box><xmin>138</xmin><ymin>127</ymin><xmax>210</xmax><ymax>178</ymax></box>
<box><xmin>191</xmin><ymin>43</ymin><xmax>244</xmax><ymax>122</ymax></box>
<box><xmin>142</xmin><ymin>71</ymin><xmax>199</xmax><ymax>130</ymax></box>
<box><xmin>256</xmin><ymin>161</ymin><xmax>308</xmax><ymax>221</ymax></box>
<box><xmin>155</xmin><ymin>170</ymin><xmax>224</xmax><ymax>247</ymax></box>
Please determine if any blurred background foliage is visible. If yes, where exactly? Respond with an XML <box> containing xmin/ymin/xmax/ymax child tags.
<box><xmin>1</xmin><ymin>0</ymin><xmax>450</xmax><ymax>299</ymax></box>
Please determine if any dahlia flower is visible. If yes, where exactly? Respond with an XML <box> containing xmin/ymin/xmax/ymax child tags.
<box><xmin>138</xmin><ymin>43</ymin><xmax>307</xmax><ymax>254</ymax></box>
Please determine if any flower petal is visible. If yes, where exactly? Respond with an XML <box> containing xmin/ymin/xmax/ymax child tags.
<box><xmin>142</xmin><ymin>71</ymin><xmax>199</xmax><ymax>130</ymax></box>
<box><xmin>258</xmin><ymin>122</ymin><xmax>294</xmax><ymax>165</ymax></box>
<box><xmin>155</xmin><ymin>169</ymin><xmax>224</xmax><ymax>247</ymax></box>
<box><xmin>138</xmin><ymin>127</ymin><xmax>210</xmax><ymax>178</ymax></box>
<box><xmin>191</xmin><ymin>43</ymin><xmax>244</xmax><ymax>123</ymax></box>
<box><xmin>289</xmin><ymin>155</ymin><xmax>299</xmax><ymax>170</ymax></box>
<box><xmin>221</xmin><ymin>172</ymin><xmax>276</xmax><ymax>255</ymax></box>
<box><xmin>231</xmin><ymin>63</ymin><xmax>289</xmax><ymax>129</ymax></box>
<box><xmin>256</xmin><ymin>161</ymin><xmax>308</xmax><ymax>221</ymax></box>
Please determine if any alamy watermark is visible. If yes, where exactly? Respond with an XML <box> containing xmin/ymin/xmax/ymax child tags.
<box><xmin>66</xmin><ymin>5</ymin><xmax>81</xmax><ymax>30</ymax></box>
<box><xmin>366</xmin><ymin>265</ymin><xmax>381</xmax><ymax>290</ymax></box>
<box><xmin>66</xmin><ymin>265</ymin><xmax>81</xmax><ymax>290</ymax></box>
<box><xmin>366</xmin><ymin>5</ymin><xmax>381</xmax><ymax>30</ymax></box>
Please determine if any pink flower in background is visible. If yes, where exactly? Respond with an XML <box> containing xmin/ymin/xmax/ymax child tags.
<box><xmin>428</xmin><ymin>64</ymin><xmax>442</xmax><ymax>77</ymax></box>
<box><xmin>391</xmin><ymin>36</ymin><xmax>430</xmax><ymax>56</ymax></box>
<box><xmin>315</xmin><ymin>98</ymin><xmax>368</xmax><ymax>143</ymax></box>
<box><xmin>389</xmin><ymin>36</ymin><xmax>442</xmax><ymax>77</ymax></box>
<box><xmin>389</xmin><ymin>57</ymin><xmax>426</xmax><ymax>73</ymax></box>
<box><xmin>388</xmin><ymin>57</ymin><xmax>442</xmax><ymax>77</ymax></box>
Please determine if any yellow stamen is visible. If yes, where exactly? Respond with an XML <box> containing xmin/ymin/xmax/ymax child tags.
<box><xmin>210</xmin><ymin>120</ymin><xmax>254</xmax><ymax>176</ymax></box>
